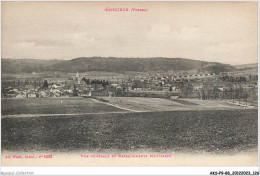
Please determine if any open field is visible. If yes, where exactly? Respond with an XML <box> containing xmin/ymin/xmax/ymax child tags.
<box><xmin>100</xmin><ymin>97</ymin><xmax>254</xmax><ymax>112</ymax></box>
<box><xmin>2</xmin><ymin>97</ymin><xmax>257</xmax><ymax>156</ymax></box>
<box><xmin>2</xmin><ymin>97</ymin><xmax>253</xmax><ymax>117</ymax></box>
<box><xmin>2</xmin><ymin>109</ymin><xmax>257</xmax><ymax>154</ymax></box>
<box><xmin>1</xmin><ymin>97</ymin><xmax>126</xmax><ymax>115</ymax></box>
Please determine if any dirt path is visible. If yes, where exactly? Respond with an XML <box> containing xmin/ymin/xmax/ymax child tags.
<box><xmin>1</xmin><ymin>111</ymin><xmax>134</xmax><ymax>118</ymax></box>
<box><xmin>90</xmin><ymin>98</ymin><xmax>143</xmax><ymax>112</ymax></box>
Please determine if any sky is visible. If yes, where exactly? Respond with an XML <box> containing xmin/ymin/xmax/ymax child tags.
<box><xmin>2</xmin><ymin>1</ymin><xmax>258</xmax><ymax>65</ymax></box>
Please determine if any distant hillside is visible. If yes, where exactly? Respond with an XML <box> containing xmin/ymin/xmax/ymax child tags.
<box><xmin>231</xmin><ymin>63</ymin><xmax>258</xmax><ymax>76</ymax></box>
<box><xmin>2</xmin><ymin>59</ymin><xmax>62</xmax><ymax>74</ymax></box>
<box><xmin>2</xmin><ymin>57</ymin><xmax>235</xmax><ymax>74</ymax></box>
<box><xmin>233</xmin><ymin>63</ymin><xmax>258</xmax><ymax>69</ymax></box>
<box><xmin>50</xmin><ymin>57</ymin><xmax>234</xmax><ymax>74</ymax></box>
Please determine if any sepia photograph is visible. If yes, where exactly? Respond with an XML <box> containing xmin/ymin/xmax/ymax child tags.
<box><xmin>1</xmin><ymin>1</ymin><xmax>258</xmax><ymax>169</ymax></box>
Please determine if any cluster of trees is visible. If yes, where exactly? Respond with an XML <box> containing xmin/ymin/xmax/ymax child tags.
<box><xmin>179</xmin><ymin>82</ymin><xmax>257</xmax><ymax>100</ymax></box>
<box><xmin>2</xmin><ymin>79</ymin><xmax>44</xmax><ymax>89</ymax></box>
<box><xmin>219</xmin><ymin>75</ymin><xmax>258</xmax><ymax>82</ymax></box>
<box><xmin>82</xmin><ymin>78</ymin><xmax>109</xmax><ymax>87</ymax></box>
<box><xmin>2</xmin><ymin>79</ymin><xmax>56</xmax><ymax>92</ymax></box>
<box><xmin>132</xmin><ymin>80</ymin><xmax>146</xmax><ymax>89</ymax></box>
<box><xmin>181</xmin><ymin>83</ymin><xmax>193</xmax><ymax>98</ymax></box>
<box><xmin>42</xmin><ymin>80</ymin><xmax>49</xmax><ymax>89</ymax></box>
<box><xmin>221</xmin><ymin>76</ymin><xmax>246</xmax><ymax>82</ymax></box>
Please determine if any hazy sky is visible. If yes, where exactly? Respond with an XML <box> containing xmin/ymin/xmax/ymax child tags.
<box><xmin>2</xmin><ymin>2</ymin><xmax>258</xmax><ymax>65</ymax></box>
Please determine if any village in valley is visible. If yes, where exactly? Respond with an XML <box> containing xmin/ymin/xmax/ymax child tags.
<box><xmin>2</xmin><ymin>69</ymin><xmax>258</xmax><ymax>107</ymax></box>
<box><xmin>1</xmin><ymin>2</ymin><xmax>259</xmax><ymax>169</ymax></box>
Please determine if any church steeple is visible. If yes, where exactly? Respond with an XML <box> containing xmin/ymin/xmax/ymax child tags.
<box><xmin>76</xmin><ymin>71</ymin><xmax>80</xmax><ymax>84</ymax></box>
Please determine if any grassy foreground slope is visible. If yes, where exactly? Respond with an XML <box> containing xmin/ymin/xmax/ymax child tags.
<box><xmin>2</xmin><ymin>109</ymin><xmax>257</xmax><ymax>154</ymax></box>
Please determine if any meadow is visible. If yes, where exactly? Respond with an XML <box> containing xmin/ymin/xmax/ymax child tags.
<box><xmin>1</xmin><ymin>97</ymin><xmax>125</xmax><ymax>115</ymax></box>
<box><xmin>101</xmin><ymin>97</ymin><xmax>250</xmax><ymax>112</ymax></box>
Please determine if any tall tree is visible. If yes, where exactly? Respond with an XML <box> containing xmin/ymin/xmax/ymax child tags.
<box><xmin>43</xmin><ymin>80</ymin><xmax>49</xmax><ymax>89</ymax></box>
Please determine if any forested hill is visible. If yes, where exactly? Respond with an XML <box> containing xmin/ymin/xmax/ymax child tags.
<box><xmin>2</xmin><ymin>59</ymin><xmax>62</xmax><ymax>74</ymax></box>
<box><xmin>2</xmin><ymin>57</ymin><xmax>235</xmax><ymax>74</ymax></box>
